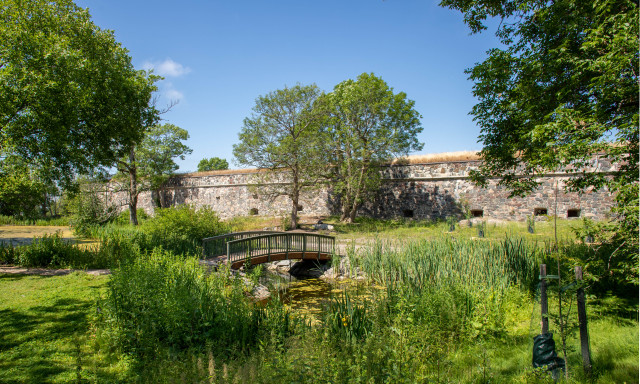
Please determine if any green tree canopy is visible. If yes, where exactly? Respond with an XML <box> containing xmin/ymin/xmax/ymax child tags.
<box><xmin>116</xmin><ymin>123</ymin><xmax>192</xmax><ymax>225</ymax></box>
<box><xmin>233</xmin><ymin>84</ymin><xmax>328</xmax><ymax>229</ymax></box>
<box><xmin>197</xmin><ymin>157</ymin><xmax>229</xmax><ymax>172</ymax></box>
<box><xmin>0</xmin><ymin>0</ymin><xmax>158</xmax><ymax>184</ymax></box>
<box><xmin>321</xmin><ymin>73</ymin><xmax>424</xmax><ymax>223</ymax></box>
<box><xmin>441</xmin><ymin>0</ymin><xmax>638</xmax><ymax>279</ymax></box>
<box><xmin>0</xmin><ymin>158</ymin><xmax>51</xmax><ymax>219</ymax></box>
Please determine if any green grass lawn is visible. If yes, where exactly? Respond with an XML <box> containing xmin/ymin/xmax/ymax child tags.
<box><xmin>323</xmin><ymin>216</ymin><xmax>582</xmax><ymax>243</ymax></box>
<box><xmin>0</xmin><ymin>272</ymin><xmax>126</xmax><ymax>383</ymax></box>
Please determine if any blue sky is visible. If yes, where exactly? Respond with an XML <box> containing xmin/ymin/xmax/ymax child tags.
<box><xmin>76</xmin><ymin>0</ymin><xmax>502</xmax><ymax>172</ymax></box>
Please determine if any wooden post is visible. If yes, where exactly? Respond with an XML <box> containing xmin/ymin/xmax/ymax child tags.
<box><xmin>540</xmin><ymin>264</ymin><xmax>549</xmax><ymax>334</ymax></box>
<box><xmin>575</xmin><ymin>266</ymin><xmax>592</xmax><ymax>375</ymax></box>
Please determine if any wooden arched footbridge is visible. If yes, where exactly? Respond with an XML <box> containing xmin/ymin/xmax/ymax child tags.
<box><xmin>202</xmin><ymin>231</ymin><xmax>335</xmax><ymax>269</ymax></box>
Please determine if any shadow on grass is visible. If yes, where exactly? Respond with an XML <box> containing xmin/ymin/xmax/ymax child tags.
<box><xmin>0</xmin><ymin>294</ymin><xmax>120</xmax><ymax>383</ymax></box>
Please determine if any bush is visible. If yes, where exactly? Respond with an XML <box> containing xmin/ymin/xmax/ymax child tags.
<box><xmin>114</xmin><ymin>209</ymin><xmax>150</xmax><ymax>225</ymax></box>
<box><xmin>142</xmin><ymin>205</ymin><xmax>230</xmax><ymax>255</ymax></box>
<box><xmin>0</xmin><ymin>231</ymin><xmax>142</xmax><ymax>269</ymax></box>
<box><xmin>5</xmin><ymin>233</ymin><xmax>93</xmax><ymax>268</ymax></box>
<box><xmin>0</xmin><ymin>242</ymin><xmax>16</xmax><ymax>265</ymax></box>
<box><xmin>97</xmin><ymin>249</ymin><xmax>274</xmax><ymax>358</ymax></box>
<box><xmin>67</xmin><ymin>185</ymin><xmax>119</xmax><ymax>236</ymax></box>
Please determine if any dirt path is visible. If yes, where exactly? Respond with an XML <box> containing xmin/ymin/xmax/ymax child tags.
<box><xmin>0</xmin><ymin>266</ymin><xmax>110</xmax><ymax>276</ymax></box>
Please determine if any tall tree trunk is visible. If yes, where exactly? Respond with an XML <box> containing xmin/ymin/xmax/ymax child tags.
<box><xmin>348</xmin><ymin>202</ymin><xmax>359</xmax><ymax>223</ymax></box>
<box><xmin>340</xmin><ymin>193</ymin><xmax>352</xmax><ymax>222</ymax></box>
<box><xmin>290</xmin><ymin>194</ymin><xmax>299</xmax><ymax>230</ymax></box>
<box><xmin>128</xmin><ymin>148</ymin><xmax>139</xmax><ymax>225</ymax></box>
<box><xmin>345</xmin><ymin>163</ymin><xmax>367</xmax><ymax>223</ymax></box>
<box><xmin>289</xmin><ymin>173</ymin><xmax>300</xmax><ymax>230</ymax></box>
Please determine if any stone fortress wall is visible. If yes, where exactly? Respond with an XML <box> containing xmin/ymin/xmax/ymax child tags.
<box><xmin>128</xmin><ymin>152</ymin><xmax>617</xmax><ymax>221</ymax></box>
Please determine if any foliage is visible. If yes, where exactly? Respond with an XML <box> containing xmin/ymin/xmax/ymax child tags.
<box><xmin>233</xmin><ymin>84</ymin><xmax>328</xmax><ymax>229</ymax></box>
<box><xmin>0</xmin><ymin>215</ymin><xmax>69</xmax><ymax>226</ymax></box>
<box><xmin>114</xmin><ymin>208</ymin><xmax>149</xmax><ymax>225</ymax></box>
<box><xmin>320</xmin><ymin>73</ymin><xmax>423</xmax><ymax>222</ymax></box>
<box><xmin>9</xmin><ymin>233</ymin><xmax>87</xmax><ymax>268</ymax></box>
<box><xmin>141</xmin><ymin>205</ymin><xmax>230</xmax><ymax>255</ymax></box>
<box><xmin>96</xmin><ymin>249</ymin><xmax>293</xmax><ymax>358</ymax></box>
<box><xmin>527</xmin><ymin>215</ymin><xmax>536</xmax><ymax>234</ymax></box>
<box><xmin>0</xmin><ymin>163</ymin><xmax>49</xmax><ymax>219</ymax></box>
<box><xmin>446</xmin><ymin>216</ymin><xmax>457</xmax><ymax>232</ymax></box>
<box><xmin>323</xmin><ymin>291</ymin><xmax>371</xmax><ymax>344</ymax></box>
<box><xmin>0</xmin><ymin>230</ymin><xmax>140</xmax><ymax>268</ymax></box>
<box><xmin>1</xmin><ymin>234</ymin><xmax>638</xmax><ymax>382</ymax></box>
<box><xmin>440</xmin><ymin>0</ymin><xmax>639</xmax><ymax>271</ymax></box>
<box><xmin>66</xmin><ymin>180</ymin><xmax>119</xmax><ymax>236</ymax></box>
<box><xmin>197</xmin><ymin>157</ymin><xmax>229</xmax><ymax>172</ymax></box>
<box><xmin>477</xmin><ymin>220</ymin><xmax>487</xmax><ymax>238</ymax></box>
<box><xmin>0</xmin><ymin>0</ymin><xmax>158</xmax><ymax>186</ymax></box>
<box><xmin>115</xmin><ymin>123</ymin><xmax>192</xmax><ymax>225</ymax></box>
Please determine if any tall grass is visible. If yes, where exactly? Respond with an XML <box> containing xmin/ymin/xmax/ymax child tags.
<box><xmin>352</xmin><ymin>237</ymin><xmax>540</xmax><ymax>292</ymax></box>
<box><xmin>96</xmin><ymin>249</ymin><xmax>297</xmax><ymax>359</ymax></box>
<box><xmin>0</xmin><ymin>215</ymin><xmax>70</xmax><ymax>226</ymax></box>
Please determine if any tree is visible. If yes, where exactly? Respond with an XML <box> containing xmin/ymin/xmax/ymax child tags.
<box><xmin>197</xmin><ymin>157</ymin><xmax>229</xmax><ymax>172</ymax></box>
<box><xmin>233</xmin><ymin>84</ymin><xmax>328</xmax><ymax>229</ymax></box>
<box><xmin>0</xmin><ymin>0</ymin><xmax>158</xmax><ymax>185</ymax></box>
<box><xmin>320</xmin><ymin>73</ymin><xmax>423</xmax><ymax>223</ymax></box>
<box><xmin>0</xmin><ymin>161</ymin><xmax>48</xmax><ymax>219</ymax></box>
<box><xmin>441</xmin><ymin>0</ymin><xmax>638</xmax><ymax>277</ymax></box>
<box><xmin>115</xmin><ymin>123</ymin><xmax>192</xmax><ymax>225</ymax></box>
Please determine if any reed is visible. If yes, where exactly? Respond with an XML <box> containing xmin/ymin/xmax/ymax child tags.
<box><xmin>351</xmin><ymin>236</ymin><xmax>540</xmax><ymax>293</ymax></box>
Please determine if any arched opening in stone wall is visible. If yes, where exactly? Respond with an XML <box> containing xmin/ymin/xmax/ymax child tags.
<box><xmin>249</xmin><ymin>208</ymin><xmax>259</xmax><ymax>215</ymax></box>
<box><xmin>297</xmin><ymin>205</ymin><xmax>303</xmax><ymax>212</ymax></box>
<box><xmin>567</xmin><ymin>209</ymin><xmax>581</xmax><ymax>218</ymax></box>
<box><xmin>471</xmin><ymin>209</ymin><xmax>484</xmax><ymax>218</ymax></box>
<box><xmin>534</xmin><ymin>208</ymin><xmax>548</xmax><ymax>216</ymax></box>
<box><xmin>403</xmin><ymin>209</ymin><xmax>414</xmax><ymax>218</ymax></box>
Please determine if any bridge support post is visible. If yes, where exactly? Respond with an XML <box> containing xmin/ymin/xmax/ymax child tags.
<box><xmin>303</xmin><ymin>235</ymin><xmax>306</xmax><ymax>259</ymax></box>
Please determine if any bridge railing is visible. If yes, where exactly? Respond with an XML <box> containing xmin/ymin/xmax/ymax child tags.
<box><xmin>226</xmin><ymin>233</ymin><xmax>335</xmax><ymax>266</ymax></box>
<box><xmin>202</xmin><ymin>231</ymin><xmax>283</xmax><ymax>259</ymax></box>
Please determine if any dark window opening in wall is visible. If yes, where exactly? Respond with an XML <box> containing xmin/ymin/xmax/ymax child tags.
<box><xmin>403</xmin><ymin>209</ymin><xmax>414</xmax><ymax>218</ymax></box>
<box><xmin>216</xmin><ymin>196</ymin><xmax>220</xmax><ymax>200</ymax></box>
<box><xmin>534</xmin><ymin>208</ymin><xmax>548</xmax><ymax>216</ymax></box>
<box><xmin>297</xmin><ymin>205</ymin><xmax>303</xmax><ymax>211</ymax></box>
<box><xmin>249</xmin><ymin>208</ymin><xmax>258</xmax><ymax>216</ymax></box>
<box><xmin>471</xmin><ymin>209</ymin><xmax>484</xmax><ymax>218</ymax></box>
<box><xmin>567</xmin><ymin>209</ymin><xmax>581</xmax><ymax>218</ymax></box>
<box><xmin>252</xmin><ymin>194</ymin><xmax>258</xmax><ymax>199</ymax></box>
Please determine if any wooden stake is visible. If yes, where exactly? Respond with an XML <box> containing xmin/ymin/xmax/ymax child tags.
<box><xmin>540</xmin><ymin>264</ymin><xmax>549</xmax><ymax>334</ymax></box>
<box><xmin>575</xmin><ymin>266</ymin><xmax>592</xmax><ymax>375</ymax></box>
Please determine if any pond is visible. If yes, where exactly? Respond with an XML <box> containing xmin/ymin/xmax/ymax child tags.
<box><xmin>260</xmin><ymin>269</ymin><xmax>377</xmax><ymax>321</ymax></box>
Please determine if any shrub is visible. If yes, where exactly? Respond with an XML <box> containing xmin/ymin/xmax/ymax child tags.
<box><xmin>142</xmin><ymin>205</ymin><xmax>230</xmax><ymax>255</ymax></box>
<box><xmin>9</xmin><ymin>233</ymin><xmax>93</xmax><ymax>268</ymax></box>
<box><xmin>114</xmin><ymin>209</ymin><xmax>150</xmax><ymax>225</ymax></box>
<box><xmin>67</xmin><ymin>184</ymin><xmax>119</xmax><ymax>236</ymax></box>
<box><xmin>0</xmin><ymin>242</ymin><xmax>16</xmax><ymax>265</ymax></box>
<box><xmin>97</xmin><ymin>249</ymin><xmax>278</xmax><ymax>358</ymax></box>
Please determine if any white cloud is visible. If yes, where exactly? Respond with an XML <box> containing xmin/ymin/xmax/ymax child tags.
<box><xmin>164</xmin><ymin>87</ymin><xmax>185</xmax><ymax>103</ymax></box>
<box><xmin>142</xmin><ymin>58</ymin><xmax>191</xmax><ymax>77</ymax></box>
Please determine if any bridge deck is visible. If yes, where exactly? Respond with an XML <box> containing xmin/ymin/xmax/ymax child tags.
<box><xmin>202</xmin><ymin>232</ymin><xmax>335</xmax><ymax>270</ymax></box>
